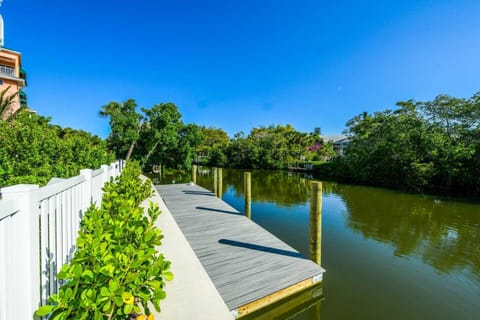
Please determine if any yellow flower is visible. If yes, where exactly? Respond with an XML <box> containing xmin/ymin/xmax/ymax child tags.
<box><xmin>137</xmin><ymin>315</ymin><xmax>146</xmax><ymax>320</ymax></box>
<box><xmin>147</xmin><ymin>314</ymin><xmax>154</xmax><ymax>320</ymax></box>
<box><xmin>121</xmin><ymin>292</ymin><xmax>134</xmax><ymax>305</ymax></box>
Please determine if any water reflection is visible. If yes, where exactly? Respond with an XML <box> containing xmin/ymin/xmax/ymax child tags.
<box><xmin>199</xmin><ymin>169</ymin><xmax>312</xmax><ymax>207</ymax></box>
<box><xmin>333</xmin><ymin>184</ymin><xmax>480</xmax><ymax>281</ymax></box>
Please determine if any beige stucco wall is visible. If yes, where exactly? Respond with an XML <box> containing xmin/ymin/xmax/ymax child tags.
<box><xmin>0</xmin><ymin>48</ymin><xmax>24</xmax><ymax>118</ymax></box>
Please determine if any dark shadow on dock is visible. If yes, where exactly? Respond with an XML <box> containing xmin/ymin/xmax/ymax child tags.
<box><xmin>182</xmin><ymin>190</ymin><xmax>215</xmax><ymax>196</ymax></box>
<box><xmin>196</xmin><ymin>206</ymin><xmax>241</xmax><ymax>215</ymax></box>
<box><xmin>219</xmin><ymin>239</ymin><xmax>305</xmax><ymax>259</ymax></box>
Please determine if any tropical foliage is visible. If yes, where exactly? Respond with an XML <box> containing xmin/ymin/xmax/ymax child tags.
<box><xmin>103</xmin><ymin>91</ymin><xmax>480</xmax><ymax>196</ymax></box>
<box><xmin>101</xmin><ymin>100</ymin><xmax>201</xmax><ymax>171</ymax></box>
<box><xmin>0</xmin><ymin>112</ymin><xmax>113</xmax><ymax>187</ymax></box>
<box><xmin>320</xmin><ymin>91</ymin><xmax>480</xmax><ymax>195</ymax></box>
<box><xmin>99</xmin><ymin>99</ymin><xmax>142</xmax><ymax>161</ymax></box>
<box><xmin>0</xmin><ymin>86</ymin><xmax>20</xmax><ymax>119</ymax></box>
<box><xmin>226</xmin><ymin>125</ymin><xmax>333</xmax><ymax>169</ymax></box>
<box><xmin>197</xmin><ymin>126</ymin><xmax>229</xmax><ymax>167</ymax></box>
<box><xmin>101</xmin><ymin>101</ymin><xmax>334</xmax><ymax>171</ymax></box>
<box><xmin>34</xmin><ymin>162</ymin><xmax>172</xmax><ymax>319</ymax></box>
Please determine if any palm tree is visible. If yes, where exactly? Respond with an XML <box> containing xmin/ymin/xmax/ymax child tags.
<box><xmin>0</xmin><ymin>85</ymin><xmax>20</xmax><ymax>120</ymax></box>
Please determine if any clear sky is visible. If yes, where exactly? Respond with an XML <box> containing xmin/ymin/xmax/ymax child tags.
<box><xmin>3</xmin><ymin>0</ymin><xmax>480</xmax><ymax>137</ymax></box>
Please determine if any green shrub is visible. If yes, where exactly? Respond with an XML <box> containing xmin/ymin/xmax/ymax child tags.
<box><xmin>35</xmin><ymin>162</ymin><xmax>172</xmax><ymax>319</ymax></box>
<box><xmin>0</xmin><ymin>112</ymin><xmax>114</xmax><ymax>187</ymax></box>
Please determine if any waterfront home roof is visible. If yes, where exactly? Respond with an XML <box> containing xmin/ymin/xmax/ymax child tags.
<box><xmin>321</xmin><ymin>134</ymin><xmax>349</xmax><ymax>143</ymax></box>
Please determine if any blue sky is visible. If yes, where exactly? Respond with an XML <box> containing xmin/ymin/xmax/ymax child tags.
<box><xmin>3</xmin><ymin>0</ymin><xmax>480</xmax><ymax>137</ymax></box>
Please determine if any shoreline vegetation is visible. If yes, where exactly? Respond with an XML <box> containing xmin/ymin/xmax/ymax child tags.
<box><xmin>100</xmin><ymin>91</ymin><xmax>480</xmax><ymax>198</ymax></box>
<box><xmin>315</xmin><ymin>91</ymin><xmax>480</xmax><ymax>197</ymax></box>
<box><xmin>0</xmin><ymin>112</ymin><xmax>113</xmax><ymax>187</ymax></box>
<box><xmin>1</xmin><ymin>91</ymin><xmax>479</xmax><ymax>198</ymax></box>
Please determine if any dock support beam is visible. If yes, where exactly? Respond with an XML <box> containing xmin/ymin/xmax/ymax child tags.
<box><xmin>310</xmin><ymin>181</ymin><xmax>322</xmax><ymax>265</ymax></box>
<box><xmin>192</xmin><ymin>164</ymin><xmax>197</xmax><ymax>184</ymax></box>
<box><xmin>244</xmin><ymin>172</ymin><xmax>251</xmax><ymax>219</ymax></box>
<box><xmin>217</xmin><ymin>168</ymin><xmax>223</xmax><ymax>198</ymax></box>
<box><xmin>213</xmin><ymin>167</ymin><xmax>218</xmax><ymax>195</ymax></box>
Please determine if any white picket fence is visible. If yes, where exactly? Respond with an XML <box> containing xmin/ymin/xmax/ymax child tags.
<box><xmin>0</xmin><ymin>160</ymin><xmax>125</xmax><ymax>320</ymax></box>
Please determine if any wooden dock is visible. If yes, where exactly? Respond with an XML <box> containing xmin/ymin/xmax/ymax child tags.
<box><xmin>155</xmin><ymin>184</ymin><xmax>325</xmax><ymax>318</ymax></box>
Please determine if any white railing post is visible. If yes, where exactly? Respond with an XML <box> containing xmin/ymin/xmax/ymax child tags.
<box><xmin>113</xmin><ymin>161</ymin><xmax>118</xmax><ymax>177</ymax></box>
<box><xmin>0</xmin><ymin>184</ymin><xmax>40</xmax><ymax>320</ymax></box>
<box><xmin>110</xmin><ymin>162</ymin><xmax>118</xmax><ymax>179</ymax></box>
<box><xmin>80</xmin><ymin>169</ymin><xmax>93</xmax><ymax>209</ymax></box>
<box><xmin>101</xmin><ymin>164</ymin><xmax>109</xmax><ymax>185</ymax></box>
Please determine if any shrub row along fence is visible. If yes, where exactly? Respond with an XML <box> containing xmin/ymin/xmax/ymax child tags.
<box><xmin>0</xmin><ymin>160</ymin><xmax>125</xmax><ymax>320</ymax></box>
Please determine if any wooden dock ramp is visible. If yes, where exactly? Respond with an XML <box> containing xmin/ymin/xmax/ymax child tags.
<box><xmin>155</xmin><ymin>184</ymin><xmax>325</xmax><ymax>318</ymax></box>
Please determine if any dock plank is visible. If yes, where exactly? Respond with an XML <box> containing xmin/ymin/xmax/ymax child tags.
<box><xmin>155</xmin><ymin>184</ymin><xmax>325</xmax><ymax>312</ymax></box>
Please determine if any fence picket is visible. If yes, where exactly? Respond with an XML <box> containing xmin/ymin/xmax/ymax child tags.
<box><xmin>55</xmin><ymin>193</ymin><xmax>63</xmax><ymax>287</ymax></box>
<box><xmin>48</xmin><ymin>196</ymin><xmax>57</xmax><ymax>294</ymax></box>
<box><xmin>40</xmin><ymin>199</ymin><xmax>49</xmax><ymax>304</ymax></box>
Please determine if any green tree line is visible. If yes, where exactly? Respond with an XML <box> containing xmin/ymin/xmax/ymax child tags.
<box><xmin>226</xmin><ymin>125</ymin><xmax>335</xmax><ymax>169</ymax></box>
<box><xmin>0</xmin><ymin>112</ymin><xmax>113</xmax><ymax>187</ymax></box>
<box><xmin>100</xmin><ymin>99</ymin><xmax>335</xmax><ymax>171</ymax></box>
<box><xmin>318</xmin><ymin>91</ymin><xmax>480</xmax><ymax>195</ymax></box>
<box><xmin>3</xmin><ymin>90</ymin><xmax>478</xmax><ymax>196</ymax></box>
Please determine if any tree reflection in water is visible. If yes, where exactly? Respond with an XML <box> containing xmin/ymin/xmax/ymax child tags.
<box><xmin>332</xmin><ymin>184</ymin><xmax>480</xmax><ymax>281</ymax></box>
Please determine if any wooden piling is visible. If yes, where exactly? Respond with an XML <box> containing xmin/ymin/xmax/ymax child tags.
<box><xmin>217</xmin><ymin>168</ymin><xmax>223</xmax><ymax>198</ymax></box>
<box><xmin>244</xmin><ymin>172</ymin><xmax>251</xmax><ymax>219</ymax></box>
<box><xmin>213</xmin><ymin>167</ymin><xmax>218</xmax><ymax>195</ymax></box>
<box><xmin>192</xmin><ymin>164</ymin><xmax>197</xmax><ymax>184</ymax></box>
<box><xmin>309</xmin><ymin>181</ymin><xmax>322</xmax><ymax>265</ymax></box>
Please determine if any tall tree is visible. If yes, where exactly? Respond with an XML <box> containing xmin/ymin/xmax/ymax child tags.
<box><xmin>99</xmin><ymin>99</ymin><xmax>142</xmax><ymax>161</ymax></box>
<box><xmin>177</xmin><ymin>123</ymin><xmax>204</xmax><ymax>168</ymax></box>
<box><xmin>140</xmin><ymin>103</ymin><xmax>183</xmax><ymax>168</ymax></box>
<box><xmin>197</xmin><ymin>126</ymin><xmax>229</xmax><ymax>166</ymax></box>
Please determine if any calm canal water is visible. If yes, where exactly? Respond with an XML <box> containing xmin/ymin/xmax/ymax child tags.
<box><xmin>153</xmin><ymin>168</ymin><xmax>480</xmax><ymax>319</ymax></box>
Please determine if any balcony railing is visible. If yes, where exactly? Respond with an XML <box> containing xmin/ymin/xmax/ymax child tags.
<box><xmin>0</xmin><ymin>64</ymin><xmax>16</xmax><ymax>77</ymax></box>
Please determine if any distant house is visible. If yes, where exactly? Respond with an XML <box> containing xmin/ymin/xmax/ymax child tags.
<box><xmin>0</xmin><ymin>5</ymin><xmax>28</xmax><ymax>119</ymax></box>
<box><xmin>322</xmin><ymin>134</ymin><xmax>350</xmax><ymax>156</ymax></box>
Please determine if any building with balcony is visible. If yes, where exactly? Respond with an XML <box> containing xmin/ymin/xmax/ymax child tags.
<box><xmin>0</xmin><ymin>47</ymin><xmax>26</xmax><ymax>118</ymax></box>
<box><xmin>322</xmin><ymin>134</ymin><xmax>350</xmax><ymax>156</ymax></box>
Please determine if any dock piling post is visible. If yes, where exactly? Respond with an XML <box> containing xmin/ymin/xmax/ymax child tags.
<box><xmin>310</xmin><ymin>181</ymin><xmax>322</xmax><ymax>265</ymax></box>
<box><xmin>213</xmin><ymin>167</ymin><xmax>218</xmax><ymax>195</ymax></box>
<box><xmin>244</xmin><ymin>172</ymin><xmax>251</xmax><ymax>219</ymax></box>
<box><xmin>192</xmin><ymin>164</ymin><xmax>197</xmax><ymax>184</ymax></box>
<box><xmin>217</xmin><ymin>168</ymin><xmax>223</xmax><ymax>198</ymax></box>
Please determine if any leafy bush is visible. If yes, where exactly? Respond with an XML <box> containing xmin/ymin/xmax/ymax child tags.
<box><xmin>0</xmin><ymin>112</ymin><xmax>114</xmax><ymax>187</ymax></box>
<box><xmin>35</xmin><ymin>162</ymin><xmax>172</xmax><ymax>319</ymax></box>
